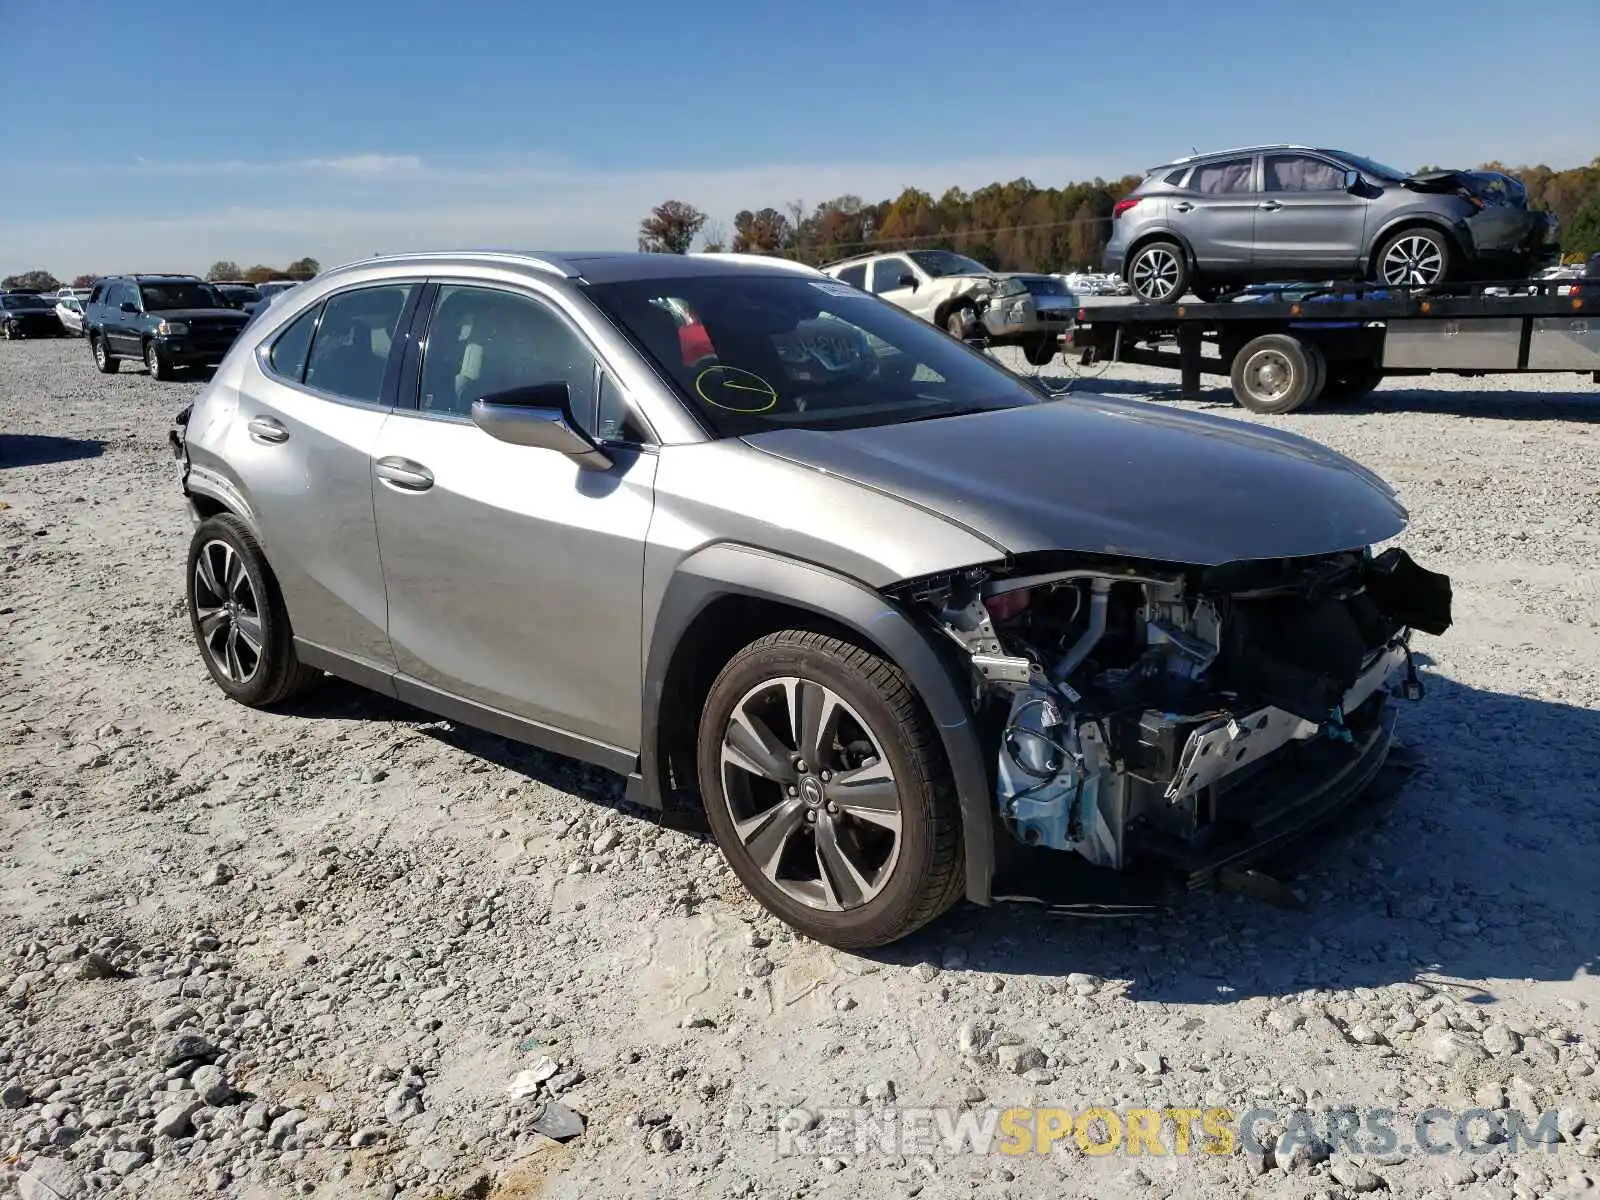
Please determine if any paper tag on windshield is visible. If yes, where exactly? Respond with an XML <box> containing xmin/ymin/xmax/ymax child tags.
<box><xmin>810</xmin><ymin>281</ymin><xmax>864</xmax><ymax>299</ymax></box>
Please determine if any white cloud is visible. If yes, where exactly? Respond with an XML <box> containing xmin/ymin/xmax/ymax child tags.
<box><xmin>0</xmin><ymin>151</ymin><xmax>1121</xmax><ymax>277</ymax></box>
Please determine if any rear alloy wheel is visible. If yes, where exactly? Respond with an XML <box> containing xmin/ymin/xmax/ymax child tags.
<box><xmin>92</xmin><ymin>335</ymin><xmax>118</xmax><ymax>373</ymax></box>
<box><xmin>697</xmin><ymin>630</ymin><xmax>962</xmax><ymax>949</ymax></box>
<box><xmin>187</xmin><ymin>513</ymin><xmax>321</xmax><ymax>707</ymax></box>
<box><xmin>144</xmin><ymin>340</ymin><xmax>173</xmax><ymax>381</ymax></box>
<box><xmin>1126</xmin><ymin>240</ymin><xmax>1190</xmax><ymax>302</ymax></box>
<box><xmin>1230</xmin><ymin>333</ymin><xmax>1326</xmax><ymax>414</ymax></box>
<box><xmin>1377</xmin><ymin>228</ymin><xmax>1451</xmax><ymax>286</ymax></box>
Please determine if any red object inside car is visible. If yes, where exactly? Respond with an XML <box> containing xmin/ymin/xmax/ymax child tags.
<box><xmin>679</xmin><ymin>321</ymin><xmax>716</xmax><ymax>365</ymax></box>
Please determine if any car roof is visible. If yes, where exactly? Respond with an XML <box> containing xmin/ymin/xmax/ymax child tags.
<box><xmin>332</xmin><ymin>249</ymin><xmax>824</xmax><ymax>285</ymax></box>
<box><xmin>1162</xmin><ymin>143</ymin><xmax>1321</xmax><ymax>167</ymax></box>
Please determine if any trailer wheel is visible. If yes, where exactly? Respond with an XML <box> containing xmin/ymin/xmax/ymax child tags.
<box><xmin>1229</xmin><ymin>334</ymin><xmax>1325</xmax><ymax>415</ymax></box>
<box><xmin>1320</xmin><ymin>362</ymin><xmax>1383</xmax><ymax>403</ymax></box>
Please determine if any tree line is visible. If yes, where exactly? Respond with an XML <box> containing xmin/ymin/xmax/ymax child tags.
<box><xmin>639</xmin><ymin>154</ymin><xmax>1600</xmax><ymax>269</ymax></box>
<box><xmin>0</xmin><ymin>258</ymin><xmax>323</xmax><ymax>294</ymax></box>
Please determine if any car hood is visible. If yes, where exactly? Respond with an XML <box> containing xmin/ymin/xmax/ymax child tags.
<box><xmin>151</xmin><ymin>308</ymin><xmax>250</xmax><ymax>322</ymax></box>
<box><xmin>741</xmin><ymin>396</ymin><xmax>1408</xmax><ymax>566</ymax></box>
<box><xmin>1404</xmin><ymin>169</ymin><xmax>1527</xmax><ymax>209</ymax></box>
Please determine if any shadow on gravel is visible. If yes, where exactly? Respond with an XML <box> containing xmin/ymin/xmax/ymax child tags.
<box><xmin>0</xmin><ymin>434</ymin><xmax>105</xmax><ymax>468</ymax></box>
<box><xmin>1336</xmin><ymin>386</ymin><xmax>1600</xmax><ymax>422</ymax></box>
<box><xmin>887</xmin><ymin>672</ymin><xmax>1600</xmax><ymax>1008</ymax></box>
<box><xmin>278</xmin><ymin>676</ymin><xmax>634</xmax><ymax>809</ymax></box>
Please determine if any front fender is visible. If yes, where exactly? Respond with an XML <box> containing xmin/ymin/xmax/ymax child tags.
<box><xmin>634</xmin><ymin>543</ymin><xmax>996</xmax><ymax>904</ymax></box>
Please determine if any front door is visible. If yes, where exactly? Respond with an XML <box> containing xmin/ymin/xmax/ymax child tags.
<box><xmin>371</xmin><ymin>281</ymin><xmax>656</xmax><ymax>752</ymax></box>
<box><xmin>1255</xmin><ymin>153</ymin><xmax>1369</xmax><ymax>272</ymax></box>
<box><xmin>869</xmin><ymin>256</ymin><xmax>928</xmax><ymax>319</ymax></box>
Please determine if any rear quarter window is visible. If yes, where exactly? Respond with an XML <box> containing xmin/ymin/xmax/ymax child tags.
<box><xmin>268</xmin><ymin>303</ymin><xmax>321</xmax><ymax>383</ymax></box>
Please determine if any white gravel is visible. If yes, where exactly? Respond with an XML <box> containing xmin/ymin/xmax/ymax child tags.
<box><xmin>1</xmin><ymin>337</ymin><xmax>1598</xmax><ymax>1199</ymax></box>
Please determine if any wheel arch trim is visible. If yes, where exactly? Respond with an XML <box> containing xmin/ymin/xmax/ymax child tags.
<box><xmin>1368</xmin><ymin>215</ymin><xmax>1467</xmax><ymax>274</ymax></box>
<box><xmin>636</xmin><ymin>542</ymin><xmax>996</xmax><ymax>904</ymax></box>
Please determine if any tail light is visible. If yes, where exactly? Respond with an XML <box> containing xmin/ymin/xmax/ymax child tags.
<box><xmin>1112</xmin><ymin>197</ymin><xmax>1141</xmax><ymax>219</ymax></box>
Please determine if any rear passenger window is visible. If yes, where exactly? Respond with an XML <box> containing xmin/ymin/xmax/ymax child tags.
<box><xmin>269</xmin><ymin>304</ymin><xmax>320</xmax><ymax>383</ymax></box>
<box><xmin>1193</xmin><ymin>158</ymin><xmax>1255</xmax><ymax>195</ymax></box>
<box><xmin>304</xmin><ymin>285</ymin><xmax>414</xmax><ymax>404</ymax></box>
<box><xmin>837</xmin><ymin>264</ymin><xmax>867</xmax><ymax>289</ymax></box>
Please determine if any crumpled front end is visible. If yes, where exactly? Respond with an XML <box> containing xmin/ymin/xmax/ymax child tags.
<box><xmin>897</xmin><ymin>546</ymin><xmax>1452</xmax><ymax>900</ymax></box>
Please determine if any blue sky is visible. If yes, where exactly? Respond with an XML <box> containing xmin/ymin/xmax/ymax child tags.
<box><xmin>3</xmin><ymin>0</ymin><xmax>1596</xmax><ymax>277</ymax></box>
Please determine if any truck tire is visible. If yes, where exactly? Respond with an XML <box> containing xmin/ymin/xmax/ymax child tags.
<box><xmin>1320</xmin><ymin>362</ymin><xmax>1383</xmax><ymax>402</ymax></box>
<box><xmin>941</xmin><ymin>302</ymin><xmax>978</xmax><ymax>339</ymax></box>
<box><xmin>696</xmin><ymin>629</ymin><xmax>963</xmax><ymax>949</ymax></box>
<box><xmin>1229</xmin><ymin>334</ymin><xmax>1325</xmax><ymax>415</ymax></box>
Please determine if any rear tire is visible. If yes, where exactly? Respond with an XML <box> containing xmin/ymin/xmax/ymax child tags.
<box><xmin>92</xmin><ymin>334</ymin><xmax>118</xmax><ymax>373</ymax></box>
<box><xmin>1022</xmin><ymin>337</ymin><xmax>1057</xmax><ymax>366</ymax></box>
<box><xmin>696</xmin><ymin>629</ymin><xmax>962</xmax><ymax>949</ymax></box>
<box><xmin>1229</xmin><ymin>334</ymin><xmax>1324</xmax><ymax>414</ymax></box>
<box><xmin>1320</xmin><ymin>362</ymin><xmax>1383</xmax><ymax>402</ymax></box>
<box><xmin>186</xmin><ymin>514</ymin><xmax>321</xmax><ymax>708</ymax></box>
<box><xmin>1126</xmin><ymin>239</ymin><xmax>1190</xmax><ymax>303</ymax></box>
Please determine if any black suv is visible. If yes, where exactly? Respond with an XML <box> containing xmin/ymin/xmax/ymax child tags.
<box><xmin>85</xmin><ymin>275</ymin><xmax>251</xmax><ymax>380</ymax></box>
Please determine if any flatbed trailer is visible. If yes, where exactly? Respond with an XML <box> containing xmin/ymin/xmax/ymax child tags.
<box><xmin>1059</xmin><ymin>278</ymin><xmax>1598</xmax><ymax>413</ymax></box>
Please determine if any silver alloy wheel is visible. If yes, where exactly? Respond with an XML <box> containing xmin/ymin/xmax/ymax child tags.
<box><xmin>192</xmin><ymin>540</ymin><xmax>264</xmax><ymax>684</ymax></box>
<box><xmin>94</xmin><ymin>337</ymin><xmax>107</xmax><ymax>366</ymax></box>
<box><xmin>145</xmin><ymin>342</ymin><xmax>160</xmax><ymax>374</ymax></box>
<box><xmin>719</xmin><ymin>676</ymin><xmax>903</xmax><ymax>912</ymax></box>
<box><xmin>1131</xmin><ymin>245</ymin><xmax>1181</xmax><ymax>300</ymax></box>
<box><xmin>1381</xmin><ymin>234</ymin><xmax>1445</xmax><ymax>285</ymax></box>
<box><xmin>1241</xmin><ymin>347</ymin><xmax>1295</xmax><ymax>403</ymax></box>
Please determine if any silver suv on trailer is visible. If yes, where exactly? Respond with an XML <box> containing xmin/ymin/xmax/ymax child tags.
<box><xmin>1105</xmin><ymin>144</ymin><xmax>1559</xmax><ymax>302</ymax></box>
<box><xmin>173</xmin><ymin>250</ymin><xmax>1451</xmax><ymax>947</ymax></box>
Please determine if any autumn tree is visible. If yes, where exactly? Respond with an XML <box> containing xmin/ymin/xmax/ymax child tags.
<box><xmin>71</xmin><ymin>274</ymin><xmax>97</xmax><ymax>288</ymax></box>
<box><xmin>285</xmin><ymin>257</ymin><xmax>321</xmax><ymax>280</ymax></box>
<box><xmin>242</xmin><ymin>264</ymin><xmax>279</xmax><ymax>284</ymax></box>
<box><xmin>731</xmin><ymin>208</ymin><xmax>791</xmax><ymax>255</ymax></box>
<box><xmin>699</xmin><ymin>221</ymin><xmax>728</xmax><ymax>253</ymax></box>
<box><xmin>1</xmin><ymin>269</ymin><xmax>61</xmax><ymax>292</ymax></box>
<box><xmin>638</xmin><ymin>201</ymin><xmax>708</xmax><ymax>254</ymax></box>
<box><xmin>205</xmin><ymin>260</ymin><xmax>242</xmax><ymax>282</ymax></box>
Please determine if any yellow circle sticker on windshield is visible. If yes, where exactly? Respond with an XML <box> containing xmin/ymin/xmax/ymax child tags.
<box><xmin>694</xmin><ymin>365</ymin><xmax>779</xmax><ymax>413</ymax></box>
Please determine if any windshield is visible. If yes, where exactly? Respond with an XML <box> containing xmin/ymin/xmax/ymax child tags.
<box><xmin>219</xmin><ymin>285</ymin><xmax>260</xmax><ymax>301</ymax></box>
<box><xmin>2</xmin><ymin>294</ymin><xmax>51</xmax><ymax>309</ymax></box>
<box><xmin>584</xmin><ymin>274</ymin><xmax>1043</xmax><ymax>437</ymax></box>
<box><xmin>1331</xmin><ymin>152</ymin><xmax>1408</xmax><ymax>181</ymax></box>
<box><xmin>907</xmin><ymin>250</ymin><xmax>989</xmax><ymax>278</ymax></box>
<box><xmin>138</xmin><ymin>283</ymin><xmax>222</xmax><ymax>310</ymax></box>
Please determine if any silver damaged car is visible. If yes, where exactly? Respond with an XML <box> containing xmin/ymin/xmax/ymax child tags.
<box><xmin>172</xmin><ymin>250</ymin><xmax>1453</xmax><ymax>948</ymax></box>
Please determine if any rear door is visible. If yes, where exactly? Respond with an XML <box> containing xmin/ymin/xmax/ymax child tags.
<box><xmin>1256</xmin><ymin>153</ymin><xmax>1367</xmax><ymax>271</ymax></box>
<box><xmin>225</xmin><ymin>280</ymin><xmax>422</xmax><ymax>674</ymax></box>
<box><xmin>105</xmin><ymin>284</ymin><xmax>137</xmax><ymax>352</ymax></box>
<box><xmin>1180</xmin><ymin>156</ymin><xmax>1261</xmax><ymax>269</ymax></box>
<box><xmin>370</xmin><ymin>280</ymin><xmax>657</xmax><ymax>753</ymax></box>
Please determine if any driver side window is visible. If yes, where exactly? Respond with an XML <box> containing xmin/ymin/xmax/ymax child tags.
<box><xmin>870</xmin><ymin>258</ymin><xmax>915</xmax><ymax>294</ymax></box>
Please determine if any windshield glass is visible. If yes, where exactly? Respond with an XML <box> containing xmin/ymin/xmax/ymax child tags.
<box><xmin>1022</xmin><ymin>276</ymin><xmax>1069</xmax><ymax>297</ymax></box>
<box><xmin>1331</xmin><ymin>152</ymin><xmax>1408</xmax><ymax>181</ymax></box>
<box><xmin>584</xmin><ymin>274</ymin><xmax>1043</xmax><ymax>437</ymax></box>
<box><xmin>2</xmin><ymin>294</ymin><xmax>50</xmax><ymax>309</ymax></box>
<box><xmin>218</xmin><ymin>285</ymin><xmax>260</xmax><ymax>301</ymax></box>
<box><xmin>907</xmin><ymin>250</ymin><xmax>989</xmax><ymax>278</ymax></box>
<box><xmin>139</xmin><ymin>283</ymin><xmax>221</xmax><ymax>310</ymax></box>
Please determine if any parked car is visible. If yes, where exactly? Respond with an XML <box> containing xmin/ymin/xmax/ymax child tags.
<box><xmin>213</xmin><ymin>283</ymin><xmax>262</xmax><ymax>311</ymax></box>
<box><xmin>1106</xmin><ymin>144</ymin><xmax>1561</xmax><ymax>302</ymax></box>
<box><xmin>171</xmin><ymin>249</ymin><xmax>1450</xmax><ymax>948</ymax></box>
<box><xmin>0</xmin><ymin>292</ymin><xmax>65</xmax><ymax>338</ymax></box>
<box><xmin>84</xmin><ymin>275</ymin><xmax>251</xmax><ymax>379</ymax></box>
<box><xmin>819</xmin><ymin>250</ymin><xmax>1071</xmax><ymax>364</ymax></box>
<box><xmin>54</xmin><ymin>294</ymin><xmax>87</xmax><ymax>336</ymax></box>
<box><xmin>243</xmin><ymin>280</ymin><xmax>303</xmax><ymax>317</ymax></box>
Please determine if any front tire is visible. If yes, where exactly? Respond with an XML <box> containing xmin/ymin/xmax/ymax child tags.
<box><xmin>1320</xmin><ymin>362</ymin><xmax>1383</xmax><ymax>402</ymax></box>
<box><xmin>92</xmin><ymin>334</ymin><xmax>118</xmax><ymax>373</ymax></box>
<box><xmin>942</xmin><ymin>303</ymin><xmax>978</xmax><ymax>339</ymax></box>
<box><xmin>1126</xmin><ymin>239</ymin><xmax>1190</xmax><ymax>302</ymax></box>
<box><xmin>186</xmin><ymin>514</ymin><xmax>321</xmax><ymax>708</ymax></box>
<box><xmin>1376</xmin><ymin>227</ymin><xmax>1452</xmax><ymax>287</ymax></box>
<box><xmin>144</xmin><ymin>340</ymin><xmax>173</xmax><ymax>381</ymax></box>
<box><xmin>1022</xmin><ymin>337</ymin><xmax>1057</xmax><ymax>366</ymax></box>
<box><xmin>697</xmin><ymin>629</ymin><xmax>962</xmax><ymax>949</ymax></box>
<box><xmin>1229</xmin><ymin>333</ymin><xmax>1325</xmax><ymax>414</ymax></box>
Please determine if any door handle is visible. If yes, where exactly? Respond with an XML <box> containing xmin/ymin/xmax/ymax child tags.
<box><xmin>247</xmin><ymin>416</ymin><xmax>289</xmax><ymax>444</ymax></box>
<box><xmin>1258</xmin><ymin>201</ymin><xmax>1283</xmax><ymax>212</ymax></box>
<box><xmin>375</xmin><ymin>456</ymin><xmax>434</xmax><ymax>492</ymax></box>
<box><xmin>1173</xmin><ymin>202</ymin><xmax>1194</xmax><ymax>213</ymax></box>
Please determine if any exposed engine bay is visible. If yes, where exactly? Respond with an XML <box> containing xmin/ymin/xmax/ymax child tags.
<box><xmin>898</xmin><ymin>547</ymin><xmax>1452</xmax><ymax>880</ymax></box>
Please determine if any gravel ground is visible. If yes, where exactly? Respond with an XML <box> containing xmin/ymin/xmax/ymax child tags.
<box><xmin>1</xmin><ymin>335</ymin><xmax>1597</xmax><ymax>1200</ymax></box>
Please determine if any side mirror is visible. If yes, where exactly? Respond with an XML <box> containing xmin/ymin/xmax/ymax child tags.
<box><xmin>471</xmin><ymin>383</ymin><xmax>612</xmax><ymax>471</ymax></box>
<box><xmin>1345</xmin><ymin>170</ymin><xmax>1363</xmax><ymax>193</ymax></box>
<box><xmin>898</xmin><ymin>273</ymin><xmax>918</xmax><ymax>290</ymax></box>
<box><xmin>120</xmin><ymin>301</ymin><xmax>138</xmax><ymax>313</ymax></box>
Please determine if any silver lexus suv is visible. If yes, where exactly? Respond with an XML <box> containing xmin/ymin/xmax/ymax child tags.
<box><xmin>173</xmin><ymin>250</ymin><xmax>1451</xmax><ymax>947</ymax></box>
